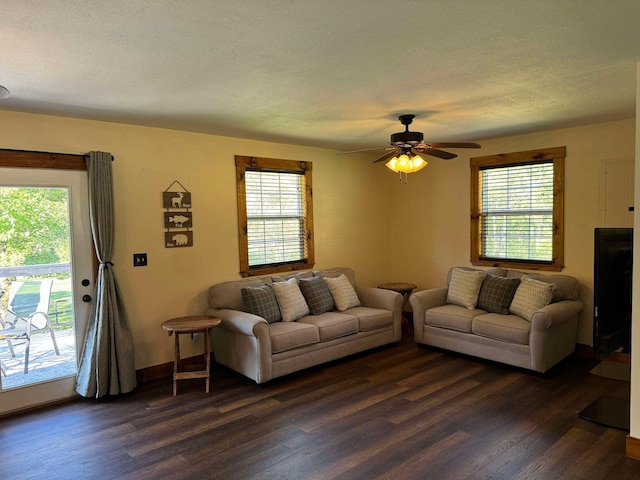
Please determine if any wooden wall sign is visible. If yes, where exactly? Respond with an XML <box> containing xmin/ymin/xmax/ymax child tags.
<box><xmin>164</xmin><ymin>180</ymin><xmax>193</xmax><ymax>248</ymax></box>
<box><xmin>164</xmin><ymin>212</ymin><xmax>193</xmax><ymax>229</ymax></box>
<box><xmin>162</xmin><ymin>191</ymin><xmax>192</xmax><ymax>209</ymax></box>
<box><xmin>164</xmin><ymin>231</ymin><xmax>194</xmax><ymax>247</ymax></box>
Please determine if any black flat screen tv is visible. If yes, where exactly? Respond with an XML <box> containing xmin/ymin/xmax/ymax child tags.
<box><xmin>593</xmin><ymin>227</ymin><xmax>633</xmax><ymax>356</ymax></box>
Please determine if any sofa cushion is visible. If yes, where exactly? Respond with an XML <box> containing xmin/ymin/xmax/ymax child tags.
<box><xmin>325</xmin><ymin>274</ymin><xmax>361</xmax><ymax>311</ymax></box>
<box><xmin>298</xmin><ymin>312</ymin><xmax>358</xmax><ymax>341</ymax></box>
<box><xmin>299</xmin><ymin>276</ymin><xmax>335</xmax><ymax>314</ymax></box>
<box><xmin>509</xmin><ymin>276</ymin><xmax>555</xmax><ymax>321</ymax></box>
<box><xmin>477</xmin><ymin>273</ymin><xmax>521</xmax><ymax>315</ymax></box>
<box><xmin>241</xmin><ymin>284</ymin><xmax>281</xmax><ymax>323</ymax></box>
<box><xmin>271</xmin><ymin>270</ymin><xmax>314</xmax><ymax>283</ymax></box>
<box><xmin>269</xmin><ymin>321</ymin><xmax>320</xmax><ymax>353</ymax></box>
<box><xmin>472</xmin><ymin>313</ymin><xmax>531</xmax><ymax>345</ymax></box>
<box><xmin>529</xmin><ymin>273</ymin><xmax>579</xmax><ymax>302</ymax></box>
<box><xmin>344</xmin><ymin>306</ymin><xmax>393</xmax><ymax>331</ymax></box>
<box><xmin>315</xmin><ymin>267</ymin><xmax>357</xmax><ymax>287</ymax></box>
<box><xmin>425</xmin><ymin>304</ymin><xmax>483</xmax><ymax>333</ymax></box>
<box><xmin>209</xmin><ymin>276</ymin><xmax>270</xmax><ymax>311</ymax></box>
<box><xmin>447</xmin><ymin>268</ymin><xmax>487</xmax><ymax>309</ymax></box>
<box><xmin>271</xmin><ymin>278</ymin><xmax>310</xmax><ymax>322</ymax></box>
<box><xmin>505</xmin><ymin>270</ymin><xmax>580</xmax><ymax>302</ymax></box>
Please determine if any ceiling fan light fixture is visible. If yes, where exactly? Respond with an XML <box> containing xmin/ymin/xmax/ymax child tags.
<box><xmin>0</xmin><ymin>85</ymin><xmax>10</xmax><ymax>99</ymax></box>
<box><xmin>385</xmin><ymin>152</ymin><xmax>427</xmax><ymax>174</ymax></box>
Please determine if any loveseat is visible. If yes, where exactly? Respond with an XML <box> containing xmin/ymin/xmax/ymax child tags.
<box><xmin>409</xmin><ymin>267</ymin><xmax>583</xmax><ymax>373</ymax></box>
<box><xmin>205</xmin><ymin>267</ymin><xmax>402</xmax><ymax>384</ymax></box>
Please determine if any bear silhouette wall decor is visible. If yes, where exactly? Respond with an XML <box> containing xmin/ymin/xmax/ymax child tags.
<box><xmin>163</xmin><ymin>180</ymin><xmax>193</xmax><ymax>248</ymax></box>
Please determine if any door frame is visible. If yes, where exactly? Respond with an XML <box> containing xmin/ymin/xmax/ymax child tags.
<box><xmin>0</xmin><ymin>148</ymin><xmax>88</xmax><ymax>170</ymax></box>
<box><xmin>0</xmin><ymin>148</ymin><xmax>96</xmax><ymax>415</ymax></box>
<box><xmin>0</xmin><ymin>148</ymin><xmax>96</xmax><ymax>269</ymax></box>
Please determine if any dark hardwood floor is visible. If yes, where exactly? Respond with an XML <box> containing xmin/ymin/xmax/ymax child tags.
<box><xmin>1</xmin><ymin>335</ymin><xmax>638</xmax><ymax>480</ymax></box>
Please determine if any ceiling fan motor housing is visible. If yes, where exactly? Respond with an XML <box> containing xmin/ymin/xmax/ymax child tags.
<box><xmin>391</xmin><ymin>130</ymin><xmax>424</xmax><ymax>145</ymax></box>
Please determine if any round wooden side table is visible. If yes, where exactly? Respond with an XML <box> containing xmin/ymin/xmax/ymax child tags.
<box><xmin>161</xmin><ymin>315</ymin><xmax>221</xmax><ymax>396</ymax></box>
<box><xmin>377</xmin><ymin>282</ymin><xmax>417</xmax><ymax>332</ymax></box>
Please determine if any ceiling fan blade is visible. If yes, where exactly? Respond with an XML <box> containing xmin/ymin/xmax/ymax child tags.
<box><xmin>373</xmin><ymin>150</ymin><xmax>400</xmax><ymax>163</ymax></box>
<box><xmin>337</xmin><ymin>146</ymin><xmax>393</xmax><ymax>155</ymax></box>
<box><xmin>419</xmin><ymin>147</ymin><xmax>457</xmax><ymax>160</ymax></box>
<box><xmin>427</xmin><ymin>142</ymin><xmax>481</xmax><ymax>149</ymax></box>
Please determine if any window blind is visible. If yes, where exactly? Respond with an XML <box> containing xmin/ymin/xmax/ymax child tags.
<box><xmin>480</xmin><ymin>162</ymin><xmax>553</xmax><ymax>262</ymax></box>
<box><xmin>245</xmin><ymin>170</ymin><xmax>306</xmax><ymax>267</ymax></box>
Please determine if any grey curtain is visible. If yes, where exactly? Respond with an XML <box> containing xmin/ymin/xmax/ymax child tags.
<box><xmin>76</xmin><ymin>151</ymin><xmax>137</xmax><ymax>398</ymax></box>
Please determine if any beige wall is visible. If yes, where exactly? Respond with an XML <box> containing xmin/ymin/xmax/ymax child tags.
<box><xmin>385</xmin><ymin>118</ymin><xmax>636</xmax><ymax>346</ymax></box>
<box><xmin>0</xmin><ymin>110</ymin><xmax>635</xmax><ymax>372</ymax></box>
<box><xmin>0</xmin><ymin>110</ymin><xmax>394</xmax><ymax>369</ymax></box>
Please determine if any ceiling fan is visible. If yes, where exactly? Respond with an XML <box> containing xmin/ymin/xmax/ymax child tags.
<box><xmin>339</xmin><ymin>114</ymin><xmax>481</xmax><ymax>165</ymax></box>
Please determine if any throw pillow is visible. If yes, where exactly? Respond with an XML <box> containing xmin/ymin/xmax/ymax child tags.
<box><xmin>270</xmin><ymin>278</ymin><xmax>311</xmax><ymax>322</ymax></box>
<box><xmin>446</xmin><ymin>268</ymin><xmax>487</xmax><ymax>309</ymax></box>
<box><xmin>241</xmin><ymin>284</ymin><xmax>281</xmax><ymax>323</ymax></box>
<box><xmin>509</xmin><ymin>276</ymin><xmax>556</xmax><ymax>321</ymax></box>
<box><xmin>477</xmin><ymin>273</ymin><xmax>521</xmax><ymax>315</ymax></box>
<box><xmin>299</xmin><ymin>276</ymin><xmax>334</xmax><ymax>314</ymax></box>
<box><xmin>324</xmin><ymin>274</ymin><xmax>361</xmax><ymax>311</ymax></box>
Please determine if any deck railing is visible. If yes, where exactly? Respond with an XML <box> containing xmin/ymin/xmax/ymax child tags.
<box><xmin>0</xmin><ymin>263</ymin><xmax>71</xmax><ymax>277</ymax></box>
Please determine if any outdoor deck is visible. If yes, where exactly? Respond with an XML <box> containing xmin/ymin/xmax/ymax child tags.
<box><xmin>0</xmin><ymin>328</ymin><xmax>76</xmax><ymax>390</ymax></box>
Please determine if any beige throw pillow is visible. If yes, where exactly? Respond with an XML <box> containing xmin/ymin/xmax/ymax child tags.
<box><xmin>270</xmin><ymin>278</ymin><xmax>310</xmax><ymax>322</ymax></box>
<box><xmin>446</xmin><ymin>268</ymin><xmax>487</xmax><ymax>309</ymax></box>
<box><xmin>509</xmin><ymin>276</ymin><xmax>556</xmax><ymax>321</ymax></box>
<box><xmin>324</xmin><ymin>274</ymin><xmax>361</xmax><ymax>311</ymax></box>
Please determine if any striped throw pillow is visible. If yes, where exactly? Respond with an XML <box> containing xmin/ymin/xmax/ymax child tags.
<box><xmin>324</xmin><ymin>274</ymin><xmax>361</xmax><ymax>311</ymax></box>
<box><xmin>447</xmin><ymin>268</ymin><xmax>487</xmax><ymax>309</ymax></box>
<box><xmin>509</xmin><ymin>276</ymin><xmax>555</xmax><ymax>321</ymax></box>
<box><xmin>271</xmin><ymin>278</ymin><xmax>310</xmax><ymax>322</ymax></box>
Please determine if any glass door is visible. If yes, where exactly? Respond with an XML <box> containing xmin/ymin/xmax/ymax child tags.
<box><xmin>0</xmin><ymin>167</ymin><xmax>93</xmax><ymax>414</ymax></box>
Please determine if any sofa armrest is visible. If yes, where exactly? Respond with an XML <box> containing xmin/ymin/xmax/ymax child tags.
<box><xmin>356</xmin><ymin>286</ymin><xmax>401</xmax><ymax>311</ymax></box>
<box><xmin>409</xmin><ymin>287</ymin><xmax>448</xmax><ymax>343</ymax></box>
<box><xmin>529</xmin><ymin>299</ymin><xmax>583</xmax><ymax>372</ymax></box>
<box><xmin>356</xmin><ymin>286</ymin><xmax>403</xmax><ymax>340</ymax></box>
<box><xmin>205</xmin><ymin>308</ymin><xmax>268</xmax><ymax>337</ymax></box>
<box><xmin>530</xmin><ymin>300</ymin><xmax>584</xmax><ymax>332</ymax></box>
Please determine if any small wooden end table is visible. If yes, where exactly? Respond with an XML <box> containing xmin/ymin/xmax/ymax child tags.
<box><xmin>377</xmin><ymin>282</ymin><xmax>417</xmax><ymax>332</ymax></box>
<box><xmin>161</xmin><ymin>315</ymin><xmax>221</xmax><ymax>396</ymax></box>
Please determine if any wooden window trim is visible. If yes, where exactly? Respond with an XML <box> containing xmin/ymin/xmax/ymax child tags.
<box><xmin>235</xmin><ymin>155</ymin><xmax>314</xmax><ymax>277</ymax></box>
<box><xmin>470</xmin><ymin>146</ymin><xmax>565</xmax><ymax>272</ymax></box>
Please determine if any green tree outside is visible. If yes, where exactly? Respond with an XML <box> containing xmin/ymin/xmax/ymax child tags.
<box><xmin>0</xmin><ymin>186</ymin><xmax>74</xmax><ymax>331</ymax></box>
<box><xmin>0</xmin><ymin>186</ymin><xmax>70</xmax><ymax>267</ymax></box>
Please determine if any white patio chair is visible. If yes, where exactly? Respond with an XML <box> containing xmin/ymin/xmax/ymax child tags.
<box><xmin>0</xmin><ymin>279</ymin><xmax>60</xmax><ymax>374</ymax></box>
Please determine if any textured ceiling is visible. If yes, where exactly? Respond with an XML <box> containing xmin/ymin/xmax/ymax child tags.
<box><xmin>1</xmin><ymin>1</ymin><xmax>640</xmax><ymax>151</ymax></box>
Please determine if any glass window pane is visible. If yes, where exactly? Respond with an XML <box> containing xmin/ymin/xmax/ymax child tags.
<box><xmin>245</xmin><ymin>171</ymin><xmax>305</xmax><ymax>267</ymax></box>
<box><xmin>481</xmin><ymin>162</ymin><xmax>553</xmax><ymax>261</ymax></box>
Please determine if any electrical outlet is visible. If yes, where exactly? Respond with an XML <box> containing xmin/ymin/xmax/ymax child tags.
<box><xmin>133</xmin><ymin>253</ymin><xmax>148</xmax><ymax>267</ymax></box>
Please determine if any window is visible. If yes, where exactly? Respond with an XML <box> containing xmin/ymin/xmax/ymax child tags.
<box><xmin>470</xmin><ymin>146</ymin><xmax>565</xmax><ymax>271</ymax></box>
<box><xmin>236</xmin><ymin>155</ymin><xmax>314</xmax><ymax>277</ymax></box>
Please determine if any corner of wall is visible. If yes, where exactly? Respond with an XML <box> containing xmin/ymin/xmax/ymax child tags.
<box><xmin>629</xmin><ymin>61</ymin><xmax>640</xmax><ymax>443</ymax></box>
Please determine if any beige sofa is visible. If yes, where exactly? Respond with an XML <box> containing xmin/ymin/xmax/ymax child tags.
<box><xmin>205</xmin><ymin>267</ymin><xmax>402</xmax><ymax>383</ymax></box>
<box><xmin>409</xmin><ymin>267</ymin><xmax>583</xmax><ymax>373</ymax></box>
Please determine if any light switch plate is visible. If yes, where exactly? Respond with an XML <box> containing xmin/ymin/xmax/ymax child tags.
<box><xmin>133</xmin><ymin>253</ymin><xmax>148</xmax><ymax>267</ymax></box>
